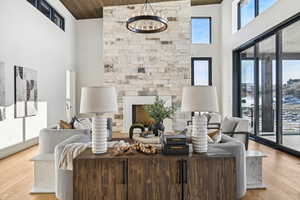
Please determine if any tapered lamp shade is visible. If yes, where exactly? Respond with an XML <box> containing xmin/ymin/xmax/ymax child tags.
<box><xmin>80</xmin><ymin>86</ymin><xmax>118</xmax><ymax>114</ymax></box>
<box><xmin>181</xmin><ymin>86</ymin><xmax>219</xmax><ymax>113</ymax></box>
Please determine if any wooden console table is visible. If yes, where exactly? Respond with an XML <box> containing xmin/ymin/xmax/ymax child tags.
<box><xmin>73</xmin><ymin>148</ymin><xmax>236</xmax><ymax>200</ymax></box>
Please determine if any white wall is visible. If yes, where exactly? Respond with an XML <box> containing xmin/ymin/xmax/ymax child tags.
<box><xmin>191</xmin><ymin>4</ymin><xmax>223</xmax><ymax>114</ymax></box>
<box><xmin>220</xmin><ymin>0</ymin><xmax>300</xmax><ymax>116</ymax></box>
<box><xmin>76</xmin><ymin>19</ymin><xmax>103</xmax><ymax>113</ymax></box>
<box><xmin>0</xmin><ymin>0</ymin><xmax>77</xmax><ymax>155</ymax></box>
<box><xmin>0</xmin><ymin>0</ymin><xmax>77</xmax><ymax>125</ymax></box>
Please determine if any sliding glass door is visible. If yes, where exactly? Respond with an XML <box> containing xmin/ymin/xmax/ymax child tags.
<box><xmin>257</xmin><ymin>35</ymin><xmax>277</xmax><ymax>142</ymax></box>
<box><xmin>234</xmin><ymin>14</ymin><xmax>300</xmax><ymax>156</ymax></box>
<box><xmin>281</xmin><ymin>20</ymin><xmax>300</xmax><ymax>152</ymax></box>
<box><xmin>240</xmin><ymin>47</ymin><xmax>255</xmax><ymax>133</ymax></box>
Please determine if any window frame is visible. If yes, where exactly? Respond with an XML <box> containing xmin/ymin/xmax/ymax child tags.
<box><xmin>27</xmin><ymin>0</ymin><xmax>65</xmax><ymax>31</ymax></box>
<box><xmin>233</xmin><ymin>12</ymin><xmax>300</xmax><ymax>157</ymax></box>
<box><xmin>237</xmin><ymin>0</ymin><xmax>276</xmax><ymax>30</ymax></box>
<box><xmin>191</xmin><ymin>57</ymin><xmax>213</xmax><ymax>86</ymax></box>
<box><xmin>191</xmin><ymin>17</ymin><xmax>212</xmax><ymax>44</ymax></box>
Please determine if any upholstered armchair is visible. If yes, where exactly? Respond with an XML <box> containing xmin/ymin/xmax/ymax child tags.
<box><xmin>221</xmin><ymin>116</ymin><xmax>250</xmax><ymax>150</ymax></box>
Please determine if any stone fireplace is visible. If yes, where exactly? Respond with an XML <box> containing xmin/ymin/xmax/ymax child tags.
<box><xmin>122</xmin><ymin>96</ymin><xmax>172</xmax><ymax>133</ymax></box>
<box><xmin>103</xmin><ymin>0</ymin><xmax>191</xmax><ymax>132</ymax></box>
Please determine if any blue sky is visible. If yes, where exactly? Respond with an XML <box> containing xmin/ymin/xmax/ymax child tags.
<box><xmin>192</xmin><ymin>18</ymin><xmax>210</xmax><ymax>44</ymax></box>
<box><xmin>194</xmin><ymin>60</ymin><xmax>209</xmax><ymax>85</ymax></box>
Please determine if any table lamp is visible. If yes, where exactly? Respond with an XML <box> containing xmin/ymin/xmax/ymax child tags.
<box><xmin>181</xmin><ymin>86</ymin><xmax>219</xmax><ymax>153</ymax></box>
<box><xmin>80</xmin><ymin>86</ymin><xmax>118</xmax><ymax>154</ymax></box>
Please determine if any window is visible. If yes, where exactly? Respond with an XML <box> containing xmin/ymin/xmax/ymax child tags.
<box><xmin>28</xmin><ymin>0</ymin><xmax>37</xmax><ymax>7</ymax></box>
<box><xmin>238</xmin><ymin>0</ymin><xmax>277</xmax><ymax>29</ymax></box>
<box><xmin>233</xmin><ymin>14</ymin><xmax>300</xmax><ymax>156</ymax></box>
<box><xmin>259</xmin><ymin>0</ymin><xmax>277</xmax><ymax>13</ymax></box>
<box><xmin>38</xmin><ymin>0</ymin><xmax>51</xmax><ymax>18</ymax></box>
<box><xmin>27</xmin><ymin>0</ymin><xmax>65</xmax><ymax>31</ymax></box>
<box><xmin>191</xmin><ymin>58</ymin><xmax>212</xmax><ymax>86</ymax></box>
<box><xmin>238</xmin><ymin>0</ymin><xmax>255</xmax><ymax>28</ymax></box>
<box><xmin>192</xmin><ymin>18</ymin><xmax>211</xmax><ymax>44</ymax></box>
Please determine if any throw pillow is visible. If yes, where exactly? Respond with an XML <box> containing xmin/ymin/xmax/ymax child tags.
<box><xmin>59</xmin><ymin>120</ymin><xmax>73</xmax><ymax>129</ymax></box>
<box><xmin>74</xmin><ymin>118</ymin><xmax>92</xmax><ymax>130</ymax></box>
<box><xmin>207</xmin><ymin>135</ymin><xmax>214</xmax><ymax>144</ymax></box>
<box><xmin>208</xmin><ymin>129</ymin><xmax>222</xmax><ymax>143</ymax></box>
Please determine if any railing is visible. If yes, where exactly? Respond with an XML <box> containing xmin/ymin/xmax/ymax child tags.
<box><xmin>241</xmin><ymin>106</ymin><xmax>300</xmax><ymax>135</ymax></box>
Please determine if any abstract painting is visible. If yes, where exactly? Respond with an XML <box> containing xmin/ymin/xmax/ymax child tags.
<box><xmin>0</xmin><ymin>63</ymin><xmax>5</xmax><ymax>121</ymax></box>
<box><xmin>14</xmin><ymin>66</ymin><xmax>38</xmax><ymax>118</ymax></box>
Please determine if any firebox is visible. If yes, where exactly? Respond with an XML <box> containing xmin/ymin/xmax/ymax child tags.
<box><xmin>132</xmin><ymin>105</ymin><xmax>155</xmax><ymax>127</ymax></box>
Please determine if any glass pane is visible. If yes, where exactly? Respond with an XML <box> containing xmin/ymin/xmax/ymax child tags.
<box><xmin>52</xmin><ymin>11</ymin><xmax>64</xmax><ymax>30</ymax></box>
<box><xmin>259</xmin><ymin>0</ymin><xmax>277</xmax><ymax>14</ymax></box>
<box><xmin>27</xmin><ymin>0</ymin><xmax>37</xmax><ymax>7</ymax></box>
<box><xmin>240</xmin><ymin>0</ymin><xmax>255</xmax><ymax>28</ymax></box>
<box><xmin>192</xmin><ymin>18</ymin><xmax>211</xmax><ymax>44</ymax></box>
<box><xmin>258</xmin><ymin>35</ymin><xmax>277</xmax><ymax>142</ymax></box>
<box><xmin>38</xmin><ymin>0</ymin><xmax>51</xmax><ymax>18</ymax></box>
<box><xmin>193</xmin><ymin>59</ymin><xmax>210</xmax><ymax>85</ymax></box>
<box><xmin>240</xmin><ymin>47</ymin><xmax>255</xmax><ymax>133</ymax></box>
<box><xmin>282</xmin><ymin>20</ymin><xmax>300</xmax><ymax>151</ymax></box>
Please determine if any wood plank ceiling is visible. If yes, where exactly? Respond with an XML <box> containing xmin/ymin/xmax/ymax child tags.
<box><xmin>59</xmin><ymin>0</ymin><xmax>223</xmax><ymax>19</ymax></box>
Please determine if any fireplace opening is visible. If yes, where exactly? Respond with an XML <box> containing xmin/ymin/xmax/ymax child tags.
<box><xmin>132</xmin><ymin>105</ymin><xmax>155</xmax><ymax>127</ymax></box>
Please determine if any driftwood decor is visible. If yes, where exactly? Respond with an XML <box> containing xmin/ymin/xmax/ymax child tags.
<box><xmin>112</xmin><ymin>142</ymin><xmax>157</xmax><ymax>156</ymax></box>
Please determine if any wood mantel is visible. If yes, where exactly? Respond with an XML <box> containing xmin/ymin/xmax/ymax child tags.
<box><xmin>73</xmin><ymin>148</ymin><xmax>236</xmax><ymax>200</ymax></box>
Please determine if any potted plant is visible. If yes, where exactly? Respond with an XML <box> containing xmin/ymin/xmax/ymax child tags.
<box><xmin>144</xmin><ymin>97</ymin><xmax>178</xmax><ymax>136</ymax></box>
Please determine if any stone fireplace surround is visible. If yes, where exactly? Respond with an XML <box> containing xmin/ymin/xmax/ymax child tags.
<box><xmin>103</xmin><ymin>0</ymin><xmax>191</xmax><ymax>132</ymax></box>
<box><xmin>123</xmin><ymin>96</ymin><xmax>172</xmax><ymax>133</ymax></box>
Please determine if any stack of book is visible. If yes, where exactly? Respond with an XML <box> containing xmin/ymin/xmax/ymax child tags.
<box><xmin>162</xmin><ymin>134</ymin><xmax>189</xmax><ymax>155</ymax></box>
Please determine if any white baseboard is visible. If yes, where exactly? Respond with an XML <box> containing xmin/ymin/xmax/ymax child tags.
<box><xmin>0</xmin><ymin>137</ymin><xmax>38</xmax><ymax>159</ymax></box>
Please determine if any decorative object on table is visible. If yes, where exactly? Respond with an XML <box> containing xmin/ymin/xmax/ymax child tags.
<box><xmin>140</xmin><ymin>130</ymin><xmax>155</xmax><ymax>138</ymax></box>
<box><xmin>14</xmin><ymin>66</ymin><xmax>38</xmax><ymax>118</ymax></box>
<box><xmin>181</xmin><ymin>86</ymin><xmax>219</xmax><ymax>153</ymax></box>
<box><xmin>162</xmin><ymin>134</ymin><xmax>189</xmax><ymax>155</ymax></box>
<box><xmin>129</xmin><ymin>123</ymin><xmax>145</xmax><ymax>139</ymax></box>
<box><xmin>80</xmin><ymin>86</ymin><xmax>118</xmax><ymax>154</ymax></box>
<box><xmin>0</xmin><ymin>62</ymin><xmax>6</xmax><ymax>121</ymax></box>
<box><xmin>144</xmin><ymin>96</ymin><xmax>178</xmax><ymax>136</ymax></box>
<box><xmin>132</xmin><ymin>134</ymin><xmax>160</xmax><ymax>145</ymax></box>
<box><xmin>112</xmin><ymin>142</ymin><xmax>158</xmax><ymax>156</ymax></box>
<box><xmin>126</xmin><ymin>0</ymin><xmax>168</xmax><ymax>34</ymax></box>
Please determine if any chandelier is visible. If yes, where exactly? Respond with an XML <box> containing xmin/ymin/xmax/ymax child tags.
<box><xmin>126</xmin><ymin>0</ymin><xmax>168</xmax><ymax>34</ymax></box>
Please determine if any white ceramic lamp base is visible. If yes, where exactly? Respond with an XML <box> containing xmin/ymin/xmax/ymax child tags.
<box><xmin>192</xmin><ymin>114</ymin><xmax>207</xmax><ymax>153</ymax></box>
<box><xmin>92</xmin><ymin>116</ymin><xmax>107</xmax><ymax>154</ymax></box>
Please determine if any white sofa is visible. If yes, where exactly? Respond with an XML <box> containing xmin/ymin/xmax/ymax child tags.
<box><xmin>32</xmin><ymin>128</ymin><xmax>90</xmax><ymax>199</ymax></box>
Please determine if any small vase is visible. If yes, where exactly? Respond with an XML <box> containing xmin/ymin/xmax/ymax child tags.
<box><xmin>153</xmin><ymin>121</ymin><xmax>165</xmax><ymax>136</ymax></box>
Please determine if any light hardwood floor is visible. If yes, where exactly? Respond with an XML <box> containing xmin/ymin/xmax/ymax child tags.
<box><xmin>0</xmin><ymin>141</ymin><xmax>300</xmax><ymax>200</ymax></box>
